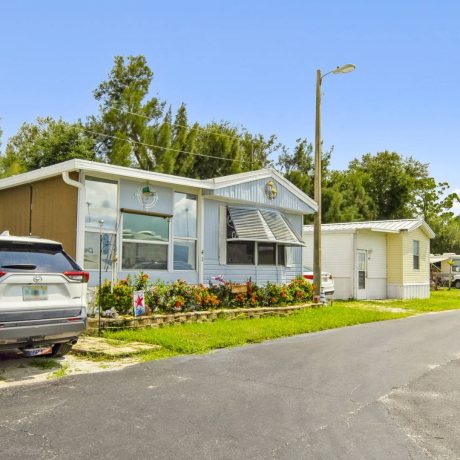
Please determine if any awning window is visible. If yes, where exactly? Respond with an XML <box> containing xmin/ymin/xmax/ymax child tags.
<box><xmin>227</xmin><ymin>207</ymin><xmax>304</xmax><ymax>246</ymax></box>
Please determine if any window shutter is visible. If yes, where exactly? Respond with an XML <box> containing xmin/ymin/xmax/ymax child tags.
<box><xmin>219</xmin><ymin>205</ymin><xmax>227</xmax><ymax>265</ymax></box>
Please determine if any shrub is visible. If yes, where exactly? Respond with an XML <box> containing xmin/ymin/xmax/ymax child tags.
<box><xmin>95</xmin><ymin>275</ymin><xmax>313</xmax><ymax>315</ymax></box>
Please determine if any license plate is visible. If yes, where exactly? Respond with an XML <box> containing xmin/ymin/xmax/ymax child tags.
<box><xmin>23</xmin><ymin>346</ymin><xmax>52</xmax><ymax>357</ymax></box>
<box><xmin>23</xmin><ymin>285</ymin><xmax>48</xmax><ymax>301</ymax></box>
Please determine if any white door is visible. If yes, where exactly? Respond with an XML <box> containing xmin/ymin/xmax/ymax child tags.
<box><xmin>357</xmin><ymin>250</ymin><xmax>367</xmax><ymax>300</ymax></box>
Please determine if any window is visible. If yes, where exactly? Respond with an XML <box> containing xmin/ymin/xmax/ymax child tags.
<box><xmin>277</xmin><ymin>245</ymin><xmax>286</xmax><ymax>266</ymax></box>
<box><xmin>83</xmin><ymin>177</ymin><xmax>118</xmax><ymax>269</ymax></box>
<box><xmin>0</xmin><ymin>242</ymin><xmax>80</xmax><ymax>272</ymax></box>
<box><xmin>227</xmin><ymin>241</ymin><xmax>255</xmax><ymax>265</ymax></box>
<box><xmin>413</xmin><ymin>240</ymin><xmax>420</xmax><ymax>270</ymax></box>
<box><xmin>173</xmin><ymin>193</ymin><xmax>197</xmax><ymax>270</ymax></box>
<box><xmin>122</xmin><ymin>212</ymin><xmax>169</xmax><ymax>270</ymax></box>
<box><xmin>258</xmin><ymin>243</ymin><xmax>276</xmax><ymax>265</ymax></box>
<box><xmin>84</xmin><ymin>232</ymin><xmax>117</xmax><ymax>270</ymax></box>
<box><xmin>84</xmin><ymin>177</ymin><xmax>118</xmax><ymax>231</ymax></box>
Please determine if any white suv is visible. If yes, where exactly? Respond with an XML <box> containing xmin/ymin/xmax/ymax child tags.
<box><xmin>0</xmin><ymin>234</ymin><xmax>89</xmax><ymax>357</ymax></box>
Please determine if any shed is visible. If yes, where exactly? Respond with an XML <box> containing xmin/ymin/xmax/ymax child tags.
<box><xmin>303</xmin><ymin>219</ymin><xmax>435</xmax><ymax>300</ymax></box>
<box><xmin>0</xmin><ymin>159</ymin><xmax>316</xmax><ymax>286</ymax></box>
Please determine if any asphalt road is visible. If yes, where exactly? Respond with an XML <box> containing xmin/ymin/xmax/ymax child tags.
<box><xmin>1</xmin><ymin>310</ymin><xmax>460</xmax><ymax>459</ymax></box>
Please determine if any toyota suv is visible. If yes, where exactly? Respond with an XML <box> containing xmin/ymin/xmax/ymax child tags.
<box><xmin>0</xmin><ymin>233</ymin><xmax>89</xmax><ymax>357</ymax></box>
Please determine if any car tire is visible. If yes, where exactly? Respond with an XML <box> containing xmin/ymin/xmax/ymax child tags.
<box><xmin>455</xmin><ymin>280</ymin><xmax>460</xmax><ymax>289</ymax></box>
<box><xmin>50</xmin><ymin>342</ymin><xmax>73</xmax><ymax>357</ymax></box>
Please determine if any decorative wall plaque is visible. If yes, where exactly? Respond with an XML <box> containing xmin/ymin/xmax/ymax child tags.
<box><xmin>136</xmin><ymin>184</ymin><xmax>159</xmax><ymax>210</ymax></box>
<box><xmin>264</xmin><ymin>180</ymin><xmax>278</xmax><ymax>200</ymax></box>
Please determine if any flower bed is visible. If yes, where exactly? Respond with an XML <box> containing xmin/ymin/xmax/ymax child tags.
<box><xmin>95</xmin><ymin>273</ymin><xmax>313</xmax><ymax>315</ymax></box>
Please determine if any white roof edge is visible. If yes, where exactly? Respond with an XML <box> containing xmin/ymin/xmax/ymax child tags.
<box><xmin>0</xmin><ymin>160</ymin><xmax>317</xmax><ymax>212</ymax></box>
<box><xmin>0</xmin><ymin>159</ymin><xmax>209</xmax><ymax>191</ymax></box>
<box><xmin>303</xmin><ymin>218</ymin><xmax>436</xmax><ymax>239</ymax></box>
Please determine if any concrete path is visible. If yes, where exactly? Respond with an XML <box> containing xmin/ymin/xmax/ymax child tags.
<box><xmin>1</xmin><ymin>310</ymin><xmax>460</xmax><ymax>459</ymax></box>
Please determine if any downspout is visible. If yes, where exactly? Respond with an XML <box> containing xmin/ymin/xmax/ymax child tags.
<box><xmin>62</xmin><ymin>171</ymin><xmax>84</xmax><ymax>267</ymax></box>
<box><xmin>62</xmin><ymin>171</ymin><xmax>83</xmax><ymax>189</ymax></box>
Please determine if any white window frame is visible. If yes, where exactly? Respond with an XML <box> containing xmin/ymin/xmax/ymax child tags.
<box><xmin>120</xmin><ymin>212</ymin><xmax>171</xmax><ymax>272</ymax></box>
<box><xmin>82</xmin><ymin>175</ymin><xmax>119</xmax><ymax>271</ymax></box>
<box><xmin>172</xmin><ymin>192</ymin><xmax>198</xmax><ymax>272</ymax></box>
<box><xmin>413</xmin><ymin>240</ymin><xmax>420</xmax><ymax>270</ymax></box>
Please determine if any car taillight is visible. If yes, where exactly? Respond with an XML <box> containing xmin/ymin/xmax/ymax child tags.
<box><xmin>0</xmin><ymin>271</ymin><xmax>6</xmax><ymax>278</ymax></box>
<box><xmin>64</xmin><ymin>271</ymin><xmax>89</xmax><ymax>283</ymax></box>
<box><xmin>303</xmin><ymin>274</ymin><xmax>314</xmax><ymax>280</ymax></box>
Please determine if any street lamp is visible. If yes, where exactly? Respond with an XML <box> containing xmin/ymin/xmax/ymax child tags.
<box><xmin>313</xmin><ymin>64</ymin><xmax>355</xmax><ymax>301</ymax></box>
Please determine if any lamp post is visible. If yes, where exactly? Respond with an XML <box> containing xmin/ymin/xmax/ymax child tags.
<box><xmin>313</xmin><ymin>64</ymin><xmax>355</xmax><ymax>301</ymax></box>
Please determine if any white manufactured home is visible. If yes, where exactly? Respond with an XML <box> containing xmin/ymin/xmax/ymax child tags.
<box><xmin>303</xmin><ymin>219</ymin><xmax>435</xmax><ymax>300</ymax></box>
<box><xmin>0</xmin><ymin>160</ymin><xmax>316</xmax><ymax>287</ymax></box>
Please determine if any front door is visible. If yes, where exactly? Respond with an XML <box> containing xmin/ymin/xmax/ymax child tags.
<box><xmin>357</xmin><ymin>250</ymin><xmax>367</xmax><ymax>300</ymax></box>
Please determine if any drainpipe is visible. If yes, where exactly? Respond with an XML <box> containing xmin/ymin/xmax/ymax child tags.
<box><xmin>62</xmin><ymin>171</ymin><xmax>83</xmax><ymax>189</ymax></box>
<box><xmin>62</xmin><ymin>171</ymin><xmax>85</xmax><ymax>268</ymax></box>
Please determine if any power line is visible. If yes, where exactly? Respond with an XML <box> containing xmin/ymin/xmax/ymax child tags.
<box><xmin>84</xmin><ymin>129</ymin><xmax>247</xmax><ymax>164</ymax></box>
<box><xmin>111</xmin><ymin>107</ymin><xmax>258</xmax><ymax>144</ymax></box>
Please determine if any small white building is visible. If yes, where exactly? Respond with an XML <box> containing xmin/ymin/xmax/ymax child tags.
<box><xmin>303</xmin><ymin>219</ymin><xmax>435</xmax><ymax>300</ymax></box>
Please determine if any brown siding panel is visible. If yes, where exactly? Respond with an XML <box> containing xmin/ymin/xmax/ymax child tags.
<box><xmin>31</xmin><ymin>174</ymin><xmax>78</xmax><ymax>258</ymax></box>
<box><xmin>0</xmin><ymin>185</ymin><xmax>31</xmax><ymax>236</ymax></box>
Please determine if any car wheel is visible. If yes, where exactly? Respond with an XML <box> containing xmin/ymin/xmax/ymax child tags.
<box><xmin>455</xmin><ymin>280</ymin><xmax>460</xmax><ymax>289</ymax></box>
<box><xmin>50</xmin><ymin>342</ymin><xmax>73</xmax><ymax>357</ymax></box>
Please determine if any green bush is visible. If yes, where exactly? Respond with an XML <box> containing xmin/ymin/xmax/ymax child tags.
<box><xmin>95</xmin><ymin>273</ymin><xmax>313</xmax><ymax>315</ymax></box>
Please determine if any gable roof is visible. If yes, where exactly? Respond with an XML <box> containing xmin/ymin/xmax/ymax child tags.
<box><xmin>0</xmin><ymin>160</ymin><xmax>317</xmax><ymax>212</ymax></box>
<box><xmin>303</xmin><ymin>219</ymin><xmax>435</xmax><ymax>239</ymax></box>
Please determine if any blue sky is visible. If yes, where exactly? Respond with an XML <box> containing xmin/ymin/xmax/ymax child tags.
<box><xmin>1</xmin><ymin>0</ymin><xmax>459</xmax><ymax>210</ymax></box>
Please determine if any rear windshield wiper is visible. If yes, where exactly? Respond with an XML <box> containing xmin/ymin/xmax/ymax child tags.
<box><xmin>1</xmin><ymin>264</ymin><xmax>37</xmax><ymax>270</ymax></box>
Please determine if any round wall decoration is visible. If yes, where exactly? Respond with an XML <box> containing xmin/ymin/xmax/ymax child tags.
<box><xmin>264</xmin><ymin>180</ymin><xmax>278</xmax><ymax>200</ymax></box>
<box><xmin>136</xmin><ymin>184</ymin><xmax>159</xmax><ymax>210</ymax></box>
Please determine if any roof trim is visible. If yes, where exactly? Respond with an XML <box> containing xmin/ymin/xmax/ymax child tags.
<box><xmin>0</xmin><ymin>160</ymin><xmax>318</xmax><ymax>212</ymax></box>
<box><xmin>303</xmin><ymin>219</ymin><xmax>435</xmax><ymax>239</ymax></box>
<box><xmin>0</xmin><ymin>159</ymin><xmax>207</xmax><ymax>191</ymax></box>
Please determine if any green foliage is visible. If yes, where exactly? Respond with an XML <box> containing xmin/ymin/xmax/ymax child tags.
<box><xmin>0</xmin><ymin>117</ymin><xmax>95</xmax><ymax>177</ymax></box>
<box><xmin>96</xmin><ymin>273</ymin><xmax>313</xmax><ymax>315</ymax></box>
<box><xmin>89</xmin><ymin>55</ymin><xmax>166</xmax><ymax>169</ymax></box>
<box><xmin>96</xmin><ymin>278</ymin><xmax>133</xmax><ymax>315</ymax></box>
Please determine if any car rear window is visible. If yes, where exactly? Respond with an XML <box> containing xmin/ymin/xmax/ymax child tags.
<box><xmin>0</xmin><ymin>242</ymin><xmax>80</xmax><ymax>273</ymax></box>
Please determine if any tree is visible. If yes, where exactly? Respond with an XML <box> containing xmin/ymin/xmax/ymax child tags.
<box><xmin>347</xmin><ymin>151</ymin><xmax>430</xmax><ymax>220</ymax></box>
<box><xmin>89</xmin><ymin>55</ymin><xmax>279</xmax><ymax>178</ymax></box>
<box><xmin>90</xmin><ymin>55</ymin><xmax>165</xmax><ymax>169</ymax></box>
<box><xmin>0</xmin><ymin>117</ymin><xmax>95</xmax><ymax>177</ymax></box>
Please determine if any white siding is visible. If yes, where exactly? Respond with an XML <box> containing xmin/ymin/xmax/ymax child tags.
<box><xmin>387</xmin><ymin>283</ymin><xmax>430</xmax><ymax>299</ymax></box>
<box><xmin>203</xmin><ymin>199</ymin><xmax>302</xmax><ymax>285</ymax></box>
<box><xmin>303</xmin><ymin>232</ymin><xmax>354</xmax><ymax>299</ymax></box>
<box><xmin>356</xmin><ymin>231</ymin><xmax>387</xmax><ymax>299</ymax></box>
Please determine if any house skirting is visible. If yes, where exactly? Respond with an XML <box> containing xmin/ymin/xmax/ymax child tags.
<box><xmin>387</xmin><ymin>283</ymin><xmax>430</xmax><ymax>299</ymax></box>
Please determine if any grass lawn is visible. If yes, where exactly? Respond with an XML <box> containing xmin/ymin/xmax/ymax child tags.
<box><xmin>103</xmin><ymin>289</ymin><xmax>460</xmax><ymax>362</ymax></box>
<box><xmin>334</xmin><ymin>288</ymin><xmax>460</xmax><ymax>313</ymax></box>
